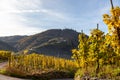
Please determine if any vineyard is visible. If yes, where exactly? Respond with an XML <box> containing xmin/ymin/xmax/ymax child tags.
<box><xmin>72</xmin><ymin>2</ymin><xmax>120</xmax><ymax>79</ymax></box>
<box><xmin>8</xmin><ymin>53</ymin><xmax>78</xmax><ymax>73</ymax></box>
<box><xmin>0</xmin><ymin>51</ymin><xmax>12</xmax><ymax>60</ymax></box>
<box><xmin>1</xmin><ymin>53</ymin><xmax>77</xmax><ymax>79</ymax></box>
<box><xmin>72</xmin><ymin>26</ymin><xmax>120</xmax><ymax>79</ymax></box>
<box><xmin>0</xmin><ymin>0</ymin><xmax>119</xmax><ymax>80</ymax></box>
<box><xmin>0</xmin><ymin>51</ymin><xmax>78</xmax><ymax>79</ymax></box>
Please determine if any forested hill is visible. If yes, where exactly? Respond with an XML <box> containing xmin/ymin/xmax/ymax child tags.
<box><xmin>15</xmin><ymin>29</ymin><xmax>80</xmax><ymax>58</ymax></box>
<box><xmin>0</xmin><ymin>29</ymin><xmax>87</xmax><ymax>58</ymax></box>
<box><xmin>0</xmin><ymin>40</ymin><xmax>16</xmax><ymax>51</ymax></box>
<box><xmin>0</xmin><ymin>36</ymin><xmax>27</xmax><ymax>46</ymax></box>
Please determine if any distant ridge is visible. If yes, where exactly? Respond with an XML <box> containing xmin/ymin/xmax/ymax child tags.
<box><xmin>0</xmin><ymin>40</ymin><xmax>16</xmax><ymax>51</ymax></box>
<box><xmin>0</xmin><ymin>35</ymin><xmax>28</xmax><ymax>47</ymax></box>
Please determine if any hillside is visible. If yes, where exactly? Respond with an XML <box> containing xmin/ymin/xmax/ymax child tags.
<box><xmin>0</xmin><ymin>36</ymin><xmax>27</xmax><ymax>47</ymax></box>
<box><xmin>0</xmin><ymin>40</ymin><xmax>16</xmax><ymax>51</ymax></box>
<box><xmin>0</xmin><ymin>29</ymin><xmax>83</xmax><ymax>58</ymax></box>
<box><xmin>15</xmin><ymin>29</ymin><xmax>79</xmax><ymax>58</ymax></box>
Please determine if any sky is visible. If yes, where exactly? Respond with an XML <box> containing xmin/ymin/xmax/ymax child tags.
<box><xmin>0</xmin><ymin>0</ymin><xmax>119</xmax><ymax>36</ymax></box>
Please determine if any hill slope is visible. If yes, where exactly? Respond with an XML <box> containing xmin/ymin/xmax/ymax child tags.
<box><xmin>15</xmin><ymin>29</ymin><xmax>79</xmax><ymax>58</ymax></box>
<box><xmin>0</xmin><ymin>40</ymin><xmax>16</xmax><ymax>51</ymax></box>
<box><xmin>0</xmin><ymin>29</ymin><xmax>83</xmax><ymax>58</ymax></box>
<box><xmin>0</xmin><ymin>36</ymin><xmax>27</xmax><ymax>47</ymax></box>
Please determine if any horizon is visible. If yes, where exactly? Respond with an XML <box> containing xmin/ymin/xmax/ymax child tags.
<box><xmin>0</xmin><ymin>28</ymin><xmax>79</xmax><ymax>37</ymax></box>
<box><xmin>0</xmin><ymin>0</ymin><xmax>119</xmax><ymax>36</ymax></box>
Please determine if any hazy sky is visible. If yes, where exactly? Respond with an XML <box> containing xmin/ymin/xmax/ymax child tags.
<box><xmin>0</xmin><ymin>0</ymin><xmax>119</xmax><ymax>36</ymax></box>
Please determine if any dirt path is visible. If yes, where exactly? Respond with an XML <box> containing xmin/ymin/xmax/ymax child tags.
<box><xmin>0</xmin><ymin>62</ymin><xmax>29</xmax><ymax>80</ymax></box>
<box><xmin>0</xmin><ymin>62</ymin><xmax>7</xmax><ymax>69</ymax></box>
<box><xmin>0</xmin><ymin>62</ymin><xmax>74</xmax><ymax>80</ymax></box>
<box><xmin>51</xmin><ymin>79</ymin><xmax>73</xmax><ymax>80</ymax></box>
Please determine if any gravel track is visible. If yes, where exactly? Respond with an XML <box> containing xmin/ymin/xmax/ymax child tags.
<box><xmin>0</xmin><ymin>62</ymin><xmax>28</xmax><ymax>80</ymax></box>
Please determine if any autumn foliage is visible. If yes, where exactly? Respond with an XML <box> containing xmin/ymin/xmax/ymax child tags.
<box><xmin>72</xmin><ymin>5</ymin><xmax>120</xmax><ymax>79</ymax></box>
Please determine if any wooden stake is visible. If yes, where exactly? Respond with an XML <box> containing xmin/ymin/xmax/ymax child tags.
<box><xmin>81</xmin><ymin>30</ymin><xmax>83</xmax><ymax>33</ymax></box>
<box><xmin>110</xmin><ymin>0</ymin><xmax>114</xmax><ymax>9</ymax></box>
<box><xmin>97</xmin><ymin>24</ymin><xmax>99</xmax><ymax>30</ymax></box>
<box><xmin>81</xmin><ymin>30</ymin><xmax>83</xmax><ymax>38</ymax></box>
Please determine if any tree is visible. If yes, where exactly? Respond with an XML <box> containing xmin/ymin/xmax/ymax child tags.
<box><xmin>103</xmin><ymin>0</ymin><xmax>120</xmax><ymax>66</ymax></box>
<box><xmin>103</xmin><ymin>4</ymin><xmax>120</xmax><ymax>46</ymax></box>
<box><xmin>88</xmin><ymin>25</ymin><xmax>105</xmax><ymax>76</ymax></box>
<box><xmin>72</xmin><ymin>30</ymin><xmax>89</xmax><ymax>71</ymax></box>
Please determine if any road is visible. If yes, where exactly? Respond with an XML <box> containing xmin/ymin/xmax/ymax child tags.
<box><xmin>0</xmin><ymin>62</ymin><xmax>74</xmax><ymax>80</ymax></box>
<box><xmin>0</xmin><ymin>62</ymin><xmax>28</xmax><ymax>80</ymax></box>
<box><xmin>51</xmin><ymin>79</ymin><xmax>74</xmax><ymax>80</ymax></box>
